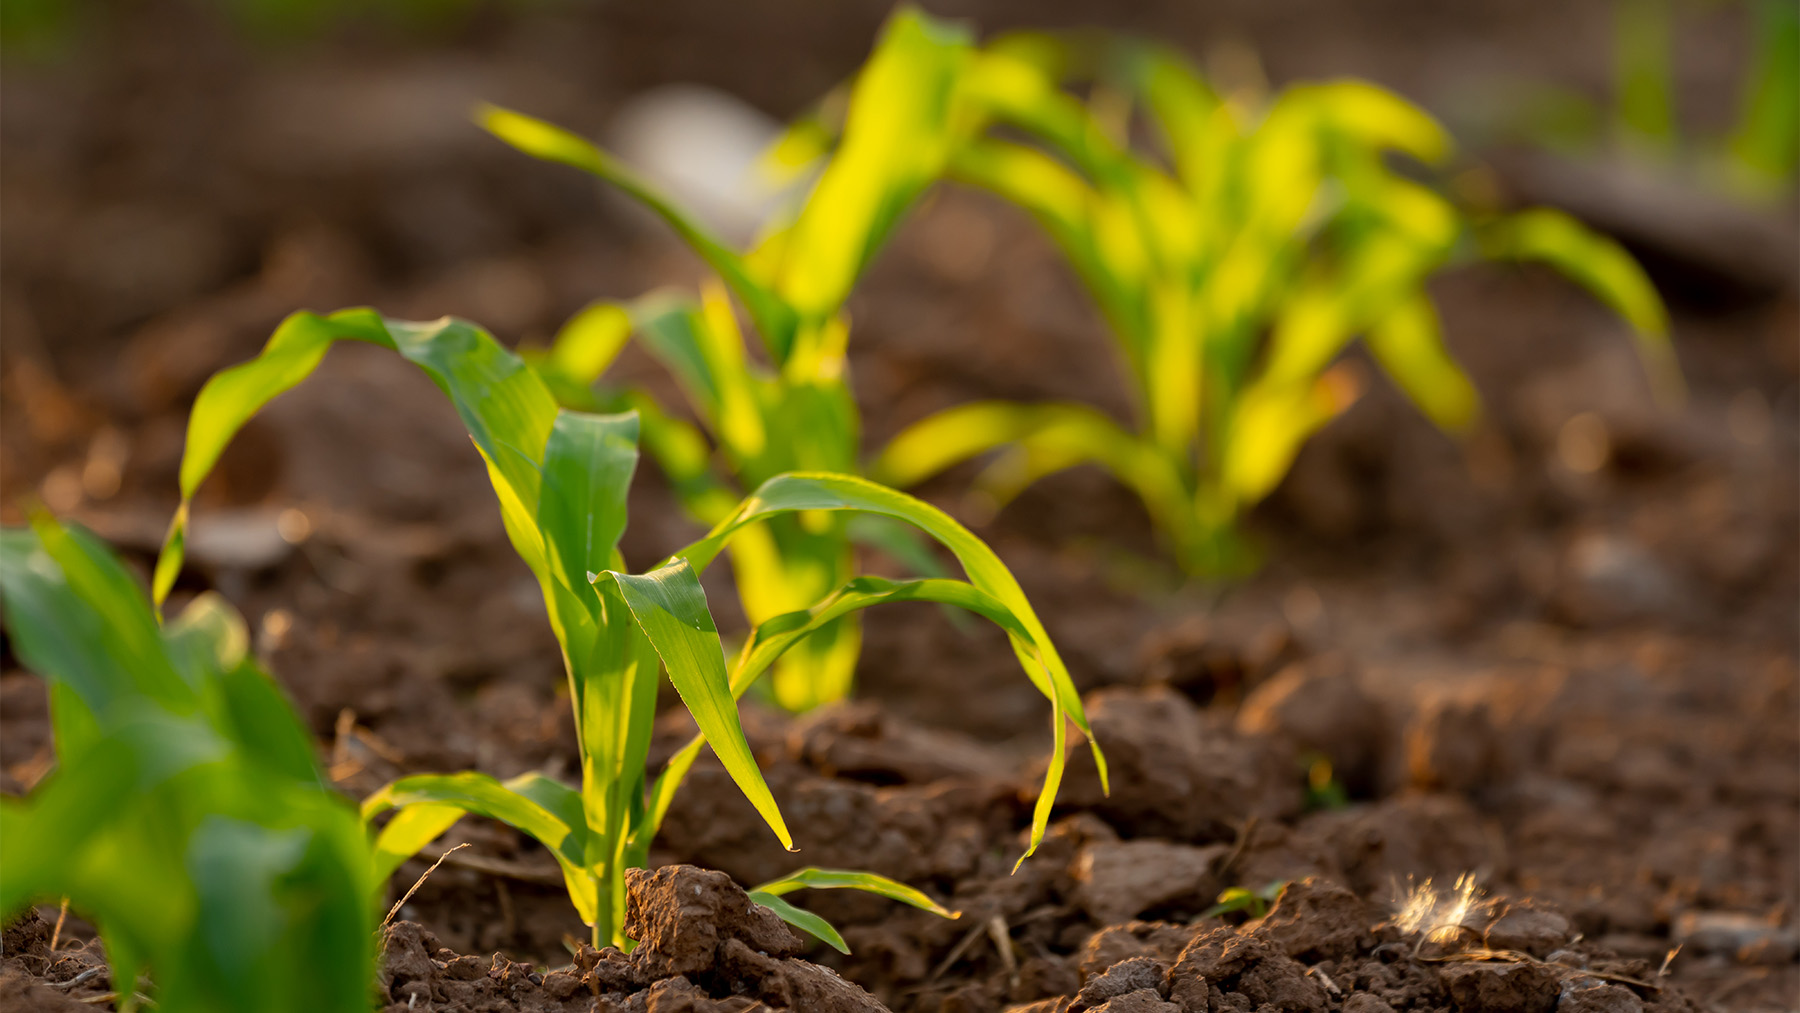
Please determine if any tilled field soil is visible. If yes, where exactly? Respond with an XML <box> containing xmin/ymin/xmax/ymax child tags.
<box><xmin>2</xmin><ymin>3</ymin><xmax>1796</xmax><ymax>1011</ymax></box>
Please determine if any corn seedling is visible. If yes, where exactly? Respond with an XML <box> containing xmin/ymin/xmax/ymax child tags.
<box><xmin>0</xmin><ymin>517</ymin><xmax>376</xmax><ymax>1013</ymax></box>
<box><xmin>155</xmin><ymin>309</ymin><xmax>1101</xmax><ymax>948</ymax></box>
<box><xmin>483</xmin><ymin>6</ymin><xmax>979</xmax><ymax>711</ymax></box>
<box><xmin>1199</xmin><ymin>880</ymin><xmax>1289</xmax><ymax>922</ymax></box>
<box><xmin>1508</xmin><ymin>0</ymin><xmax>1797</xmax><ymax>197</ymax></box>
<box><xmin>869</xmin><ymin>31</ymin><xmax>1679</xmax><ymax>574</ymax></box>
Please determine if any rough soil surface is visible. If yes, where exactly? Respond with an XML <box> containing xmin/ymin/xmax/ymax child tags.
<box><xmin>2</xmin><ymin>2</ymin><xmax>1796</xmax><ymax>1012</ymax></box>
<box><xmin>377</xmin><ymin>865</ymin><xmax>888</xmax><ymax>1012</ymax></box>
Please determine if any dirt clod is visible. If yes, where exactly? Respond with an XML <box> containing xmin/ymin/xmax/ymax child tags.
<box><xmin>1073</xmin><ymin>840</ymin><xmax>1228</xmax><ymax>925</ymax></box>
<box><xmin>1557</xmin><ymin>980</ymin><xmax>1645</xmax><ymax>1013</ymax></box>
<box><xmin>1087</xmin><ymin>989</ymin><xmax>1180</xmax><ymax>1013</ymax></box>
<box><xmin>1438</xmin><ymin>960</ymin><xmax>1560</xmax><ymax>1013</ymax></box>
<box><xmin>1404</xmin><ymin>695</ymin><xmax>1501</xmax><ymax>794</ymax></box>
<box><xmin>1236</xmin><ymin>654</ymin><xmax>1386</xmax><ymax>794</ymax></box>
<box><xmin>1165</xmin><ymin>928</ymin><xmax>1326</xmax><ymax>1012</ymax></box>
<box><xmin>1069</xmin><ymin>955</ymin><xmax>1168</xmax><ymax>1012</ymax></box>
<box><xmin>1061</xmin><ymin>686</ymin><xmax>1299</xmax><ymax>842</ymax></box>
<box><xmin>1482</xmin><ymin>901</ymin><xmax>1573</xmax><ymax>957</ymax></box>
<box><xmin>1252</xmin><ymin>878</ymin><xmax>1378</xmax><ymax>963</ymax></box>
<box><xmin>379</xmin><ymin>865</ymin><xmax>889</xmax><ymax>1013</ymax></box>
<box><xmin>622</xmin><ymin>865</ymin><xmax>803</xmax><ymax>979</ymax></box>
<box><xmin>1075</xmin><ymin>922</ymin><xmax>1201</xmax><ymax>977</ymax></box>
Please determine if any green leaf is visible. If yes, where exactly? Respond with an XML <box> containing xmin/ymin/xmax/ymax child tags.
<box><xmin>365</xmin><ymin>802</ymin><xmax>463</xmax><ymax>885</ymax></box>
<box><xmin>644</xmin><ymin>572</ymin><xmax>1044</xmax><ymax>841</ymax></box>
<box><xmin>537</xmin><ymin>411</ymin><xmax>641</xmax><ymax>600</ymax></box>
<box><xmin>363</xmin><ymin>772</ymin><xmax>585</xmax><ymax>868</ymax></box>
<box><xmin>478</xmin><ymin>104</ymin><xmax>800</xmax><ymax>360</ymax></box>
<box><xmin>1480</xmin><ymin>208</ymin><xmax>1680</xmax><ymax>404</ymax></box>
<box><xmin>1306</xmin><ymin>79</ymin><xmax>1451</xmax><ymax>166</ymax></box>
<box><xmin>752</xmin><ymin>866</ymin><xmax>958</xmax><ymax>919</ymax></box>
<box><xmin>949</xmin><ymin>138</ymin><xmax>1151</xmax><ymax>352</ymax></box>
<box><xmin>844</xmin><ymin>515</ymin><xmax>949</xmax><ymax>580</ymax></box>
<box><xmin>1614</xmin><ymin>0</ymin><xmax>1676</xmax><ymax>151</ymax></box>
<box><xmin>748</xmin><ymin>890</ymin><xmax>850</xmax><ymax>954</ymax></box>
<box><xmin>548</xmin><ymin>301</ymin><xmax>633</xmax><ymax>387</ymax></box>
<box><xmin>671</xmin><ymin>472</ymin><xmax>1103</xmax><ymax>864</ymax></box>
<box><xmin>2</xmin><ymin>519</ymin><xmax>376</xmax><ymax>1013</ymax></box>
<box><xmin>1728</xmin><ymin>0</ymin><xmax>1800</xmax><ymax>187</ymax></box>
<box><xmin>1222</xmin><ymin>367</ymin><xmax>1362</xmax><ymax>507</ymax></box>
<box><xmin>600</xmin><ymin>561</ymin><xmax>794</xmax><ymax>853</ymax></box>
<box><xmin>873</xmin><ymin>401</ymin><xmax>1192</xmax><ymax>552</ymax></box>
<box><xmin>362</xmin><ymin>771</ymin><xmax>600</xmax><ymax>924</ymax></box>
<box><xmin>735</xmin><ymin>576</ymin><xmax>1027</xmax><ymax>696</ymax></box>
<box><xmin>156</xmin><ymin>310</ymin><xmax>561</xmax><ymax>606</ymax></box>
<box><xmin>0</xmin><ymin>526</ymin><xmax>171</xmax><ymax>725</ymax></box>
<box><xmin>770</xmin><ymin>7</ymin><xmax>973</xmax><ymax>327</ymax></box>
<box><xmin>1365</xmin><ymin>294</ymin><xmax>1479</xmax><ymax>432</ymax></box>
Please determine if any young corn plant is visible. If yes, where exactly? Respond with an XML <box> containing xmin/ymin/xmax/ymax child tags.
<box><xmin>869</xmin><ymin>31</ymin><xmax>1681</xmax><ymax>574</ymax></box>
<box><xmin>481</xmin><ymin>5</ymin><xmax>980</xmax><ymax>711</ymax></box>
<box><xmin>0</xmin><ymin>517</ymin><xmax>376</xmax><ymax>1013</ymax></box>
<box><xmin>155</xmin><ymin>308</ymin><xmax>1101</xmax><ymax>948</ymax></box>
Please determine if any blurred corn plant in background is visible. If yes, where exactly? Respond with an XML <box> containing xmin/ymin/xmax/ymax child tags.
<box><xmin>483</xmin><ymin>7</ymin><xmax>981</xmax><ymax>711</ymax></box>
<box><xmin>1508</xmin><ymin>0</ymin><xmax>1797</xmax><ymax>198</ymax></box>
<box><xmin>868</xmin><ymin>28</ymin><xmax>1680</xmax><ymax>574</ymax></box>
<box><xmin>0</xmin><ymin>518</ymin><xmax>376</xmax><ymax>1013</ymax></box>
<box><xmin>156</xmin><ymin>308</ymin><xmax>1099</xmax><ymax>947</ymax></box>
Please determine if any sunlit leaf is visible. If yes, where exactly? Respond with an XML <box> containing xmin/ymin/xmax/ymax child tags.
<box><xmin>748</xmin><ymin>890</ymin><xmax>850</xmax><ymax>954</ymax></box>
<box><xmin>601</xmin><ymin>561</ymin><xmax>794</xmax><ymax>853</ymax></box>
<box><xmin>1480</xmin><ymin>208</ymin><xmax>1681</xmax><ymax>403</ymax></box>
<box><xmin>671</xmin><ymin>472</ymin><xmax>1104</xmax><ymax>864</ymax></box>
<box><xmin>1365</xmin><ymin>294</ymin><xmax>1479</xmax><ymax>432</ymax></box>
<box><xmin>478</xmin><ymin>104</ymin><xmax>798</xmax><ymax>356</ymax></box>
<box><xmin>752</xmin><ymin>866</ymin><xmax>959</xmax><ymax>919</ymax></box>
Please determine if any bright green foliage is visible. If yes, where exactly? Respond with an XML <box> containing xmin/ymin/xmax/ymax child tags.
<box><xmin>485</xmin><ymin>6</ymin><xmax>979</xmax><ymax>712</ymax></box>
<box><xmin>0</xmin><ymin>517</ymin><xmax>376</xmax><ymax>1013</ymax></box>
<box><xmin>158</xmin><ymin>308</ymin><xmax>1096</xmax><ymax>946</ymax></box>
<box><xmin>870</xmin><ymin>30</ymin><xmax>1678</xmax><ymax>574</ymax></box>
<box><xmin>749</xmin><ymin>867</ymin><xmax>959</xmax><ymax>953</ymax></box>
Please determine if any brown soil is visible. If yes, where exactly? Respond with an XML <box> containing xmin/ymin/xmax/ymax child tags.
<box><xmin>2</xmin><ymin>2</ymin><xmax>1795</xmax><ymax>1012</ymax></box>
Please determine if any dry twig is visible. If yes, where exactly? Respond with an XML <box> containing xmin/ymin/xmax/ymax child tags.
<box><xmin>383</xmin><ymin>843</ymin><xmax>471</xmax><ymax>930</ymax></box>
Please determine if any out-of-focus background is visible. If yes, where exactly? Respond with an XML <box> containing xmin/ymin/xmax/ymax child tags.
<box><xmin>2</xmin><ymin>1</ymin><xmax>1796</xmax><ymax>1008</ymax></box>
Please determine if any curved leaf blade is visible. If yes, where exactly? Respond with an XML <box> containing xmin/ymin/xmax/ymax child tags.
<box><xmin>748</xmin><ymin>890</ymin><xmax>849</xmax><ymax>954</ymax></box>
<box><xmin>670</xmin><ymin>472</ymin><xmax>1103</xmax><ymax>863</ymax></box>
<box><xmin>362</xmin><ymin>772</ymin><xmax>599</xmax><ymax>925</ymax></box>
<box><xmin>752</xmin><ymin>866</ymin><xmax>959</xmax><ymax>919</ymax></box>
<box><xmin>478</xmin><ymin>104</ymin><xmax>799</xmax><ymax>358</ymax></box>
<box><xmin>1480</xmin><ymin>208</ymin><xmax>1681</xmax><ymax>404</ymax></box>
<box><xmin>601</xmin><ymin>561</ymin><xmax>795</xmax><ymax>853</ymax></box>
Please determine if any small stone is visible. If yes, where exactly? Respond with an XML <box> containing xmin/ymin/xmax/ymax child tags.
<box><xmin>539</xmin><ymin>969</ymin><xmax>582</xmax><ymax>1000</ymax></box>
<box><xmin>1558</xmin><ymin>980</ymin><xmax>1644</xmax><ymax>1013</ymax></box>
<box><xmin>1089</xmin><ymin>989</ymin><xmax>1179</xmax><ymax>1013</ymax></box>
<box><xmin>1440</xmin><ymin>961</ymin><xmax>1559</xmax><ymax>1013</ymax></box>
<box><xmin>1483</xmin><ymin>903</ymin><xmax>1572</xmax><ymax>957</ymax></box>
<box><xmin>1070</xmin><ymin>956</ymin><xmax>1167</xmax><ymax>1012</ymax></box>
<box><xmin>1072</xmin><ymin>840</ymin><xmax>1228</xmax><ymax>925</ymax></box>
